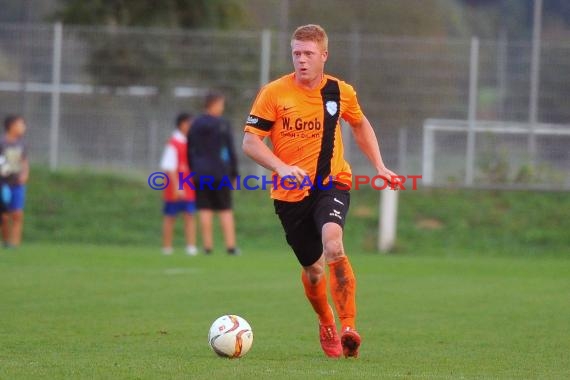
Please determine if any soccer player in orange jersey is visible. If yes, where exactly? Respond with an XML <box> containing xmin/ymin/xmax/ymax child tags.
<box><xmin>242</xmin><ymin>24</ymin><xmax>398</xmax><ymax>358</ymax></box>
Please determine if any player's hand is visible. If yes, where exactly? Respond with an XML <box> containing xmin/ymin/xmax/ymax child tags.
<box><xmin>18</xmin><ymin>173</ymin><xmax>28</xmax><ymax>185</ymax></box>
<box><xmin>176</xmin><ymin>187</ymin><xmax>186</xmax><ymax>200</ymax></box>
<box><xmin>275</xmin><ymin>164</ymin><xmax>308</xmax><ymax>184</ymax></box>
<box><xmin>377</xmin><ymin>166</ymin><xmax>400</xmax><ymax>190</ymax></box>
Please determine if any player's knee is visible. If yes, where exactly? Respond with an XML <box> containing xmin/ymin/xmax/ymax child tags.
<box><xmin>323</xmin><ymin>239</ymin><xmax>344</xmax><ymax>262</ymax></box>
<box><xmin>11</xmin><ymin>211</ymin><xmax>23</xmax><ymax>222</ymax></box>
<box><xmin>304</xmin><ymin>265</ymin><xmax>324</xmax><ymax>285</ymax></box>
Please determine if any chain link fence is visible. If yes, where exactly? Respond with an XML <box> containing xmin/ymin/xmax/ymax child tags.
<box><xmin>0</xmin><ymin>23</ymin><xmax>569</xmax><ymax>189</ymax></box>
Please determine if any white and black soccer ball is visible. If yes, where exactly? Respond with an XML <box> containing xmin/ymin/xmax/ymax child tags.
<box><xmin>208</xmin><ymin>315</ymin><xmax>253</xmax><ymax>358</ymax></box>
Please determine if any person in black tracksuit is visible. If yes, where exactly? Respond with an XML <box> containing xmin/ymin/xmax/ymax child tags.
<box><xmin>187</xmin><ymin>91</ymin><xmax>239</xmax><ymax>255</ymax></box>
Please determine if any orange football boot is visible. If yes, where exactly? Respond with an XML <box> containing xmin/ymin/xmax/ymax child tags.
<box><xmin>319</xmin><ymin>324</ymin><xmax>342</xmax><ymax>358</ymax></box>
<box><xmin>341</xmin><ymin>327</ymin><xmax>361</xmax><ymax>358</ymax></box>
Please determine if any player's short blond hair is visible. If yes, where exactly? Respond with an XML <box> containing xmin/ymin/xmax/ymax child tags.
<box><xmin>291</xmin><ymin>24</ymin><xmax>328</xmax><ymax>51</ymax></box>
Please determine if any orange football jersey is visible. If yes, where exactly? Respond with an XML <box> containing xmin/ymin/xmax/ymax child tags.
<box><xmin>244</xmin><ymin>73</ymin><xmax>364</xmax><ymax>201</ymax></box>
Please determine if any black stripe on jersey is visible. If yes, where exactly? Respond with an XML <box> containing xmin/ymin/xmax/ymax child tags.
<box><xmin>314</xmin><ymin>79</ymin><xmax>341</xmax><ymax>187</ymax></box>
<box><xmin>246</xmin><ymin>114</ymin><xmax>274</xmax><ymax>131</ymax></box>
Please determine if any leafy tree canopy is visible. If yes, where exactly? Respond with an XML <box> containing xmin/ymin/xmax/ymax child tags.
<box><xmin>54</xmin><ymin>0</ymin><xmax>245</xmax><ymax>29</ymax></box>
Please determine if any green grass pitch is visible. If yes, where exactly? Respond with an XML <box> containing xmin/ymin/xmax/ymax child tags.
<box><xmin>1</xmin><ymin>245</ymin><xmax>569</xmax><ymax>379</ymax></box>
<box><xmin>1</xmin><ymin>169</ymin><xmax>569</xmax><ymax>378</ymax></box>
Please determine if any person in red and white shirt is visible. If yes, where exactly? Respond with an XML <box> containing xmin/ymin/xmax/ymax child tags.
<box><xmin>160</xmin><ymin>113</ymin><xmax>197</xmax><ymax>255</ymax></box>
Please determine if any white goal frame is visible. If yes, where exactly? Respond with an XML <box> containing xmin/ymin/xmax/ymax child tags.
<box><xmin>422</xmin><ymin>118</ymin><xmax>570</xmax><ymax>186</ymax></box>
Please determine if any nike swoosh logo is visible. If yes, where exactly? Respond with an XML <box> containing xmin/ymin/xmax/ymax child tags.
<box><xmin>283</xmin><ymin>106</ymin><xmax>294</xmax><ymax>111</ymax></box>
<box><xmin>333</xmin><ymin>197</ymin><xmax>344</xmax><ymax>206</ymax></box>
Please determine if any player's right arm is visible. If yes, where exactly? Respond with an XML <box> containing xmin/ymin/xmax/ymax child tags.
<box><xmin>242</xmin><ymin>85</ymin><xmax>307</xmax><ymax>183</ymax></box>
<box><xmin>18</xmin><ymin>158</ymin><xmax>29</xmax><ymax>184</ymax></box>
<box><xmin>242</xmin><ymin>133</ymin><xmax>307</xmax><ymax>182</ymax></box>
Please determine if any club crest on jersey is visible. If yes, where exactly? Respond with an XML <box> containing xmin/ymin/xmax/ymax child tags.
<box><xmin>326</xmin><ymin>101</ymin><xmax>338</xmax><ymax>116</ymax></box>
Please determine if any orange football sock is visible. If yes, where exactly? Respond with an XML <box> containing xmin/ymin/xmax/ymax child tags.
<box><xmin>328</xmin><ymin>256</ymin><xmax>356</xmax><ymax>330</ymax></box>
<box><xmin>301</xmin><ymin>271</ymin><xmax>335</xmax><ymax>325</ymax></box>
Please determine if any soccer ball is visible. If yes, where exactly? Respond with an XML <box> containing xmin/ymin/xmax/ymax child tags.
<box><xmin>208</xmin><ymin>315</ymin><xmax>253</xmax><ymax>358</ymax></box>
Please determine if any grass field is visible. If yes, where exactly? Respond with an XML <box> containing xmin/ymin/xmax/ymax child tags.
<box><xmin>1</xmin><ymin>169</ymin><xmax>569</xmax><ymax>379</ymax></box>
<box><xmin>1</xmin><ymin>245</ymin><xmax>569</xmax><ymax>379</ymax></box>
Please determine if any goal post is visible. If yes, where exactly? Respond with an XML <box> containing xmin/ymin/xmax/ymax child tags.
<box><xmin>422</xmin><ymin>118</ymin><xmax>570</xmax><ymax>188</ymax></box>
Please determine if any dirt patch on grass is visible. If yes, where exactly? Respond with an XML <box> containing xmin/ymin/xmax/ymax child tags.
<box><xmin>353</xmin><ymin>206</ymin><xmax>374</xmax><ymax>218</ymax></box>
<box><xmin>416</xmin><ymin>218</ymin><xmax>444</xmax><ymax>230</ymax></box>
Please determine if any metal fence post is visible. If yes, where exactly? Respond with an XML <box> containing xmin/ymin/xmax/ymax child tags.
<box><xmin>277</xmin><ymin>0</ymin><xmax>289</xmax><ymax>66</ymax></box>
<box><xmin>528</xmin><ymin>0</ymin><xmax>543</xmax><ymax>165</ymax></box>
<box><xmin>422</xmin><ymin>123</ymin><xmax>434</xmax><ymax>185</ymax></box>
<box><xmin>49</xmin><ymin>22</ymin><xmax>63</xmax><ymax>171</ymax></box>
<box><xmin>147</xmin><ymin>119</ymin><xmax>158</xmax><ymax>170</ymax></box>
<box><xmin>398</xmin><ymin>127</ymin><xmax>407</xmax><ymax>173</ymax></box>
<box><xmin>497</xmin><ymin>29</ymin><xmax>508</xmax><ymax>119</ymax></box>
<box><xmin>349</xmin><ymin>27</ymin><xmax>361</xmax><ymax>88</ymax></box>
<box><xmin>465</xmin><ymin>37</ymin><xmax>479</xmax><ymax>186</ymax></box>
<box><xmin>256</xmin><ymin>30</ymin><xmax>271</xmax><ymax>177</ymax></box>
<box><xmin>259</xmin><ymin>30</ymin><xmax>271</xmax><ymax>88</ymax></box>
<box><xmin>343</xmin><ymin>28</ymin><xmax>361</xmax><ymax>165</ymax></box>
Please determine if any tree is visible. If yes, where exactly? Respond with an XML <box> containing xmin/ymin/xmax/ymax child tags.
<box><xmin>54</xmin><ymin>0</ymin><xmax>245</xmax><ymax>29</ymax></box>
<box><xmin>52</xmin><ymin>0</ymin><xmax>246</xmax><ymax>86</ymax></box>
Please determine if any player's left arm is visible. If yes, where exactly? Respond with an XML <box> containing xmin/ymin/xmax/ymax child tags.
<box><xmin>342</xmin><ymin>82</ymin><xmax>399</xmax><ymax>186</ymax></box>
<box><xmin>349</xmin><ymin>116</ymin><xmax>398</xmax><ymax>186</ymax></box>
